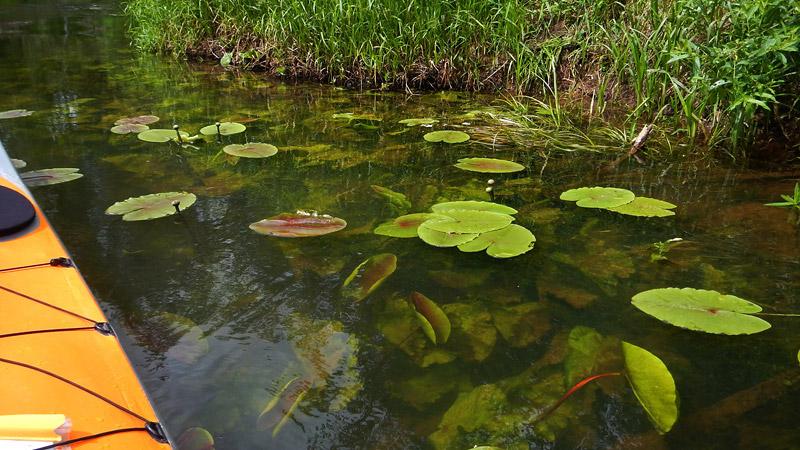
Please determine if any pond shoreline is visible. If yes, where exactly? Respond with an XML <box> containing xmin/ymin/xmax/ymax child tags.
<box><xmin>125</xmin><ymin>0</ymin><xmax>800</xmax><ymax>156</ymax></box>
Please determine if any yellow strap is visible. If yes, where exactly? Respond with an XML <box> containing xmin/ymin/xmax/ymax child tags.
<box><xmin>0</xmin><ymin>414</ymin><xmax>66</xmax><ymax>441</ymax></box>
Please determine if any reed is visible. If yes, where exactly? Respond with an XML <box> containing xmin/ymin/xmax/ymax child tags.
<box><xmin>125</xmin><ymin>0</ymin><xmax>800</xmax><ymax>154</ymax></box>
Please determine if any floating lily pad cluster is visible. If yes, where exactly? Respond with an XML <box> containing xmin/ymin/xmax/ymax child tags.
<box><xmin>375</xmin><ymin>200</ymin><xmax>535</xmax><ymax>258</ymax></box>
<box><xmin>560</xmin><ymin>186</ymin><xmax>676</xmax><ymax>217</ymax></box>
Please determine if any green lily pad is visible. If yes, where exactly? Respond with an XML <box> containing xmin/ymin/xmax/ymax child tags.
<box><xmin>20</xmin><ymin>168</ymin><xmax>83</xmax><ymax>186</ymax></box>
<box><xmin>423</xmin><ymin>209</ymin><xmax>514</xmax><ymax>234</ymax></box>
<box><xmin>176</xmin><ymin>427</ymin><xmax>215</xmax><ymax>450</ymax></box>
<box><xmin>223</xmin><ymin>143</ymin><xmax>278</xmax><ymax>158</ymax></box>
<box><xmin>454</xmin><ymin>157</ymin><xmax>525</xmax><ymax>173</ymax></box>
<box><xmin>111</xmin><ymin>123</ymin><xmax>149</xmax><ymax>134</ymax></box>
<box><xmin>200</xmin><ymin>122</ymin><xmax>247</xmax><ymax>136</ymax></box>
<box><xmin>115</xmin><ymin>115</ymin><xmax>159</xmax><ymax>125</ymax></box>
<box><xmin>631</xmin><ymin>287</ymin><xmax>771</xmax><ymax>335</ymax></box>
<box><xmin>249</xmin><ymin>211</ymin><xmax>347</xmax><ymax>237</ymax></box>
<box><xmin>622</xmin><ymin>342</ymin><xmax>678</xmax><ymax>434</ymax></box>
<box><xmin>431</xmin><ymin>201</ymin><xmax>517</xmax><ymax>215</ymax></box>
<box><xmin>607</xmin><ymin>197</ymin><xmax>677</xmax><ymax>217</ymax></box>
<box><xmin>373</xmin><ymin>213</ymin><xmax>450</xmax><ymax>238</ymax></box>
<box><xmin>560</xmin><ymin>187</ymin><xmax>635</xmax><ymax>208</ymax></box>
<box><xmin>138</xmin><ymin>129</ymin><xmax>190</xmax><ymax>143</ymax></box>
<box><xmin>0</xmin><ymin>109</ymin><xmax>33</xmax><ymax>119</ymax></box>
<box><xmin>456</xmin><ymin>224</ymin><xmax>535</xmax><ymax>258</ymax></box>
<box><xmin>105</xmin><ymin>192</ymin><xmax>197</xmax><ymax>221</ymax></box>
<box><xmin>423</xmin><ymin>130</ymin><xmax>470</xmax><ymax>143</ymax></box>
<box><xmin>342</xmin><ymin>253</ymin><xmax>397</xmax><ymax>302</ymax></box>
<box><xmin>399</xmin><ymin>118</ymin><xmax>439</xmax><ymax>126</ymax></box>
<box><xmin>417</xmin><ymin>222</ymin><xmax>478</xmax><ymax>247</ymax></box>
<box><xmin>410</xmin><ymin>291</ymin><xmax>451</xmax><ymax>345</ymax></box>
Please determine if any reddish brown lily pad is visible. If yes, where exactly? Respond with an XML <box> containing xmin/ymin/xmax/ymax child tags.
<box><xmin>411</xmin><ymin>291</ymin><xmax>451</xmax><ymax>345</ymax></box>
<box><xmin>342</xmin><ymin>253</ymin><xmax>397</xmax><ymax>301</ymax></box>
<box><xmin>249</xmin><ymin>211</ymin><xmax>347</xmax><ymax>237</ymax></box>
<box><xmin>114</xmin><ymin>115</ymin><xmax>160</xmax><ymax>125</ymax></box>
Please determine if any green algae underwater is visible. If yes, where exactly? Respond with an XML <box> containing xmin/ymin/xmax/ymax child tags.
<box><xmin>1</xmin><ymin>1</ymin><xmax>800</xmax><ymax>449</ymax></box>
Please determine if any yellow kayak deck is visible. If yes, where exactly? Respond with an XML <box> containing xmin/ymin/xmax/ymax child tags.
<box><xmin>0</xmin><ymin>170</ymin><xmax>171</xmax><ymax>449</ymax></box>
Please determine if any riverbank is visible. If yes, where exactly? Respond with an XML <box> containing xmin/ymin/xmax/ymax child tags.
<box><xmin>125</xmin><ymin>0</ymin><xmax>799</xmax><ymax>154</ymax></box>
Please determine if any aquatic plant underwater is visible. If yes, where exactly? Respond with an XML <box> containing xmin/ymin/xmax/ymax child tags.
<box><xmin>6</xmin><ymin>102</ymin><xmax>800</xmax><ymax>450</ymax></box>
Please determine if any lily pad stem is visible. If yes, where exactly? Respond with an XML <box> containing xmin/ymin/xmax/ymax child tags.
<box><xmin>529</xmin><ymin>372</ymin><xmax>621</xmax><ymax>427</ymax></box>
<box><xmin>215</xmin><ymin>121</ymin><xmax>221</xmax><ymax>137</ymax></box>
<box><xmin>173</xmin><ymin>124</ymin><xmax>183</xmax><ymax>144</ymax></box>
<box><xmin>753</xmin><ymin>312</ymin><xmax>800</xmax><ymax>317</ymax></box>
<box><xmin>172</xmin><ymin>200</ymin><xmax>181</xmax><ymax>213</ymax></box>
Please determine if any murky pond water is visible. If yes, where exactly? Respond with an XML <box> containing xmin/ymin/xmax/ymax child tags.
<box><xmin>2</xmin><ymin>2</ymin><xmax>800</xmax><ymax>449</ymax></box>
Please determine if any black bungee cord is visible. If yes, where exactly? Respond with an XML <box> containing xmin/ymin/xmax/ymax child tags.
<box><xmin>0</xmin><ymin>258</ymin><xmax>170</xmax><ymax>447</ymax></box>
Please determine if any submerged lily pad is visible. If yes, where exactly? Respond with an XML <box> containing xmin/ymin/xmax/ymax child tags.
<box><xmin>456</xmin><ymin>224</ymin><xmax>535</xmax><ymax>258</ymax></box>
<box><xmin>431</xmin><ymin>201</ymin><xmax>517</xmax><ymax>215</ymax></box>
<box><xmin>200</xmin><ymin>122</ymin><xmax>247</xmax><ymax>136</ymax></box>
<box><xmin>454</xmin><ymin>158</ymin><xmax>525</xmax><ymax>173</ymax></box>
<box><xmin>20</xmin><ymin>168</ymin><xmax>83</xmax><ymax>186</ymax></box>
<box><xmin>417</xmin><ymin>222</ymin><xmax>478</xmax><ymax>247</ymax></box>
<box><xmin>105</xmin><ymin>192</ymin><xmax>197</xmax><ymax>221</ymax></box>
<box><xmin>0</xmin><ymin>109</ymin><xmax>33</xmax><ymax>119</ymax></box>
<box><xmin>373</xmin><ymin>213</ymin><xmax>450</xmax><ymax>238</ymax></box>
<box><xmin>423</xmin><ymin>130</ymin><xmax>470</xmax><ymax>143</ymax></box>
<box><xmin>631</xmin><ymin>287</ymin><xmax>771</xmax><ymax>335</ymax></box>
<box><xmin>622</xmin><ymin>342</ymin><xmax>678</xmax><ymax>434</ymax></box>
<box><xmin>342</xmin><ymin>253</ymin><xmax>397</xmax><ymax>302</ymax></box>
<box><xmin>399</xmin><ymin>118</ymin><xmax>439</xmax><ymax>126</ymax></box>
<box><xmin>176</xmin><ymin>427</ymin><xmax>215</xmax><ymax>450</ymax></box>
<box><xmin>154</xmin><ymin>312</ymin><xmax>209</xmax><ymax>365</ymax></box>
<box><xmin>111</xmin><ymin>123</ymin><xmax>149</xmax><ymax>134</ymax></box>
<box><xmin>138</xmin><ymin>128</ymin><xmax>189</xmax><ymax>143</ymax></box>
<box><xmin>249</xmin><ymin>211</ymin><xmax>346</xmax><ymax>237</ymax></box>
<box><xmin>607</xmin><ymin>197</ymin><xmax>677</xmax><ymax>217</ymax></box>
<box><xmin>560</xmin><ymin>187</ymin><xmax>635</xmax><ymax>208</ymax></box>
<box><xmin>223</xmin><ymin>143</ymin><xmax>278</xmax><ymax>158</ymax></box>
<box><xmin>11</xmin><ymin>159</ymin><xmax>26</xmax><ymax>169</ymax></box>
<box><xmin>423</xmin><ymin>209</ymin><xmax>514</xmax><ymax>234</ymax></box>
<box><xmin>371</xmin><ymin>185</ymin><xmax>411</xmax><ymax>211</ymax></box>
<box><xmin>410</xmin><ymin>291</ymin><xmax>451</xmax><ymax>345</ymax></box>
<box><xmin>115</xmin><ymin>115</ymin><xmax>159</xmax><ymax>125</ymax></box>
<box><xmin>257</xmin><ymin>375</ymin><xmax>312</xmax><ymax>432</ymax></box>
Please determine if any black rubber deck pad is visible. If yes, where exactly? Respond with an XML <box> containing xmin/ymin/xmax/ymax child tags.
<box><xmin>0</xmin><ymin>185</ymin><xmax>36</xmax><ymax>236</ymax></box>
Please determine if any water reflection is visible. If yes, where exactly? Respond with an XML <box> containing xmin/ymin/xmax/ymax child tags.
<box><xmin>1</xmin><ymin>1</ymin><xmax>800</xmax><ymax>449</ymax></box>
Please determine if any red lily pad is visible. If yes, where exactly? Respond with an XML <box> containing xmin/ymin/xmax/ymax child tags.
<box><xmin>0</xmin><ymin>109</ymin><xmax>34</xmax><ymax>119</ymax></box>
<box><xmin>410</xmin><ymin>291</ymin><xmax>451</xmax><ymax>345</ymax></box>
<box><xmin>114</xmin><ymin>115</ymin><xmax>160</xmax><ymax>125</ymax></box>
<box><xmin>374</xmin><ymin>213</ymin><xmax>450</xmax><ymax>238</ymax></box>
<box><xmin>20</xmin><ymin>168</ymin><xmax>83</xmax><ymax>186</ymax></box>
<box><xmin>342</xmin><ymin>253</ymin><xmax>397</xmax><ymax>301</ymax></box>
<box><xmin>176</xmin><ymin>427</ymin><xmax>215</xmax><ymax>450</ymax></box>
<box><xmin>111</xmin><ymin>123</ymin><xmax>149</xmax><ymax>134</ymax></box>
<box><xmin>249</xmin><ymin>211</ymin><xmax>347</xmax><ymax>237</ymax></box>
<box><xmin>223</xmin><ymin>143</ymin><xmax>278</xmax><ymax>158</ymax></box>
<box><xmin>257</xmin><ymin>375</ymin><xmax>313</xmax><ymax>432</ymax></box>
<box><xmin>454</xmin><ymin>157</ymin><xmax>525</xmax><ymax>173</ymax></box>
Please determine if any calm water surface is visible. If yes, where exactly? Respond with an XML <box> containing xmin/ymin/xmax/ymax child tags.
<box><xmin>2</xmin><ymin>2</ymin><xmax>800</xmax><ymax>449</ymax></box>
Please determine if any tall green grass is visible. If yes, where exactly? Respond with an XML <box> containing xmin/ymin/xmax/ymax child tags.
<box><xmin>125</xmin><ymin>0</ymin><xmax>800</xmax><ymax>154</ymax></box>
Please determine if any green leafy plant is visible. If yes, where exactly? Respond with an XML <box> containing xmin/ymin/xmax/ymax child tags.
<box><xmin>650</xmin><ymin>237</ymin><xmax>685</xmax><ymax>261</ymax></box>
<box><xmin>764</xmin><ymin>183</ymin><xmax>800</xmax><ymax>210</ymax></box>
